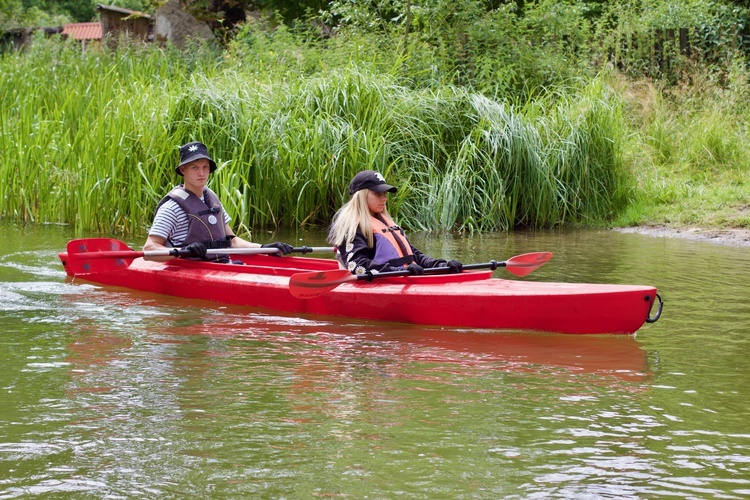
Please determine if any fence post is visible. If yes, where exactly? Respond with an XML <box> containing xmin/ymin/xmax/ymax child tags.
<box><xmin>654</xmin><ymin>28</ymin><xmax>664</xmax><ymax>73</ymax></box>
<box><xmin>679</xmin><ymin>28</ymin><xmax>690</xmax><ymax>57</ymax></box>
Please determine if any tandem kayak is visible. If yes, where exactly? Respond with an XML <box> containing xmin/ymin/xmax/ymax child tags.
<box><xmin>58</xmin><ymin>238</ymin><xmax>662</xmax><ymax>335</ymax></box>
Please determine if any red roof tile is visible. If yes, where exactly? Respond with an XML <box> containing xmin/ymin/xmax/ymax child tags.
<box><xmin>62</xmin><ymin>22</ymin><xmax>102</xmax><ymax>41</ymax></box>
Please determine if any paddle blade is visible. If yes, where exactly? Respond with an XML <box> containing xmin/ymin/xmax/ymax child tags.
<box><xmin>289</xmin><ymin>269</ymin><xmax>358</xmax><ymax>299</ymax></box>
<box><xmin>65</xmin><ymin>238</ymin><xmax>136</xmax><ymax>275</ymax></box>
<box><xmin>504</xmin><ymin>252</ymin><xmax>553</xmax><ymax>277</ymax></box>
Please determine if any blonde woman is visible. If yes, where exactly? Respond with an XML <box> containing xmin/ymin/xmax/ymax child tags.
<box><xmin>328</xmin><ymin>170</ymin><xmax>463</xmax><ymax>276</ymax></box>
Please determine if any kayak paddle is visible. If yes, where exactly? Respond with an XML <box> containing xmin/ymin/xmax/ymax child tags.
<box><xmin>64</xmin><ymin>238</ymin><xmax>335</xmax><ymax>276</ymax></box>
<box><xmin>289</xmin><ymin>252</ymin><xmax>553</xmax><ymax>299</ymax></box>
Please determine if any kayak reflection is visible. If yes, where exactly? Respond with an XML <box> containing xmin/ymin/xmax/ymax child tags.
<box><xmin>61</xmin><ymin>286</ymin><xmax>649</xmax><ymax>383</ymax></box>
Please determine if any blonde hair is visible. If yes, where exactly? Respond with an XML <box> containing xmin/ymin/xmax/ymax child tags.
<box><xmin>328</xmin><ymin>190</ymin><xmax>393</xmax><ymax>248</ymax></box>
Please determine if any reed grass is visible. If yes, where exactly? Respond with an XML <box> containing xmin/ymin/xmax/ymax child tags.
<box><xmin>0</xmin><ymin>37</ymin><xmax>636</xmax><ymax>235</ymax></box>
<box><xmin>6</xmin><ymin>33</ymin><xmax>746</xmax><ymax>237</ymax></box>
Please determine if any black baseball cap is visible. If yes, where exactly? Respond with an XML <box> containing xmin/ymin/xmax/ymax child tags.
<box><xmin>348</xmin><ymin>170</ymin><xmax>397</xmax><ymax>195</ymax></box>
<box><xmin>176</xmin><ymin>141</ymin><xmax>216</xmax><ymax>174</ymax></box>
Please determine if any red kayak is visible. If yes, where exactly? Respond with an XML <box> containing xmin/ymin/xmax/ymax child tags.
<box><xmin>58</xmin><ymin>238</ymin><xmax>662</xmax><ymax>335</ymax></box>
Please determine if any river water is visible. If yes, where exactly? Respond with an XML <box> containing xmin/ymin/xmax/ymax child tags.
<box><xmin>1</xmin><ymin>220</ymin><xmax>748</xmax><ymax>498</ymax></box>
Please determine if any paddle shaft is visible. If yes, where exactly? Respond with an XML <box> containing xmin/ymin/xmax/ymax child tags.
<box><xmin>288</xmin><ymin>252</ymin><xmax>553</xmax><ymax>299</ymax></box>
<box><xmin>355</xmin><ymin>260</ymin><xmax>502</xmax><ymax>282</ymax></box>
<box><xmin>79</xmin><ymin>246</ymin><xmax>334</xmax><ymax>260</ymax></box>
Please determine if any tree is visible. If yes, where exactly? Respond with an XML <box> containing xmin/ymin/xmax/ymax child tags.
<box><xmin>184</xmin><ymin>0</ymin><xmax>328</xmax><ymax>35</ymax></box>
<box><xmin>57</xmin><ymin>0</ymin><xmax>95</xmax><ymax>22</ymax></box>
<box><xmin>245</xmin><ymin>0</ymin><xmax>328</xmax><ymax>23</ymax></box>
<box><xmin>0</xmin><ymin>0</ymin><xmax>23</xmax><ymax>30</ymax></box>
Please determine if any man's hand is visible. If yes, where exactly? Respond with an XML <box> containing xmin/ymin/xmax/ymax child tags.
<box><xmin>261</xmin><ymin>242</ymin><xmax>294</xmax><ymax>255</ymax></box>
<box><xmin>183</xmin><ymin>242</ymin><xmax>207</xmax><ymax>258</ymax></box>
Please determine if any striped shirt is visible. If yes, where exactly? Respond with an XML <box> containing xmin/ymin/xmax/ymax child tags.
<box><xmin>148</xmin><ymin>198</ymin><xmax>231</xmax><ymax>247</ymax></box>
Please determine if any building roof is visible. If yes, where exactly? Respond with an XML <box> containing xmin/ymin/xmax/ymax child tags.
<box><xmin>62</xmin><ymin>22</ymin><xmax>102</xmax><ymax>41</ymax></box>
<box><xmin>97</xmin><ymin>3</ymin><xmax>151</xmax><ymax>19</ymax></box>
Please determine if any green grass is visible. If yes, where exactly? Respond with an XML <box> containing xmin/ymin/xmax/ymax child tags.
<box><xmin>613</xmin><ymin>66</ymin><xmax>750</xmax><ymax>230</ymax></box>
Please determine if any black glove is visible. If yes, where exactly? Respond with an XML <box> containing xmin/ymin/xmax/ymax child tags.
<box><xmin>446</xmin><ymin>260</ymin><xmax>463</xmax><ymax>273</ymax></box>
<box><xmin>407</xmin><ymin>263</ymin><xmax>424</xmax><ymax>275</ymax></box>
<box><xmin>183</xmin><ymin>241</ymin><xmax>207</xmax><ymax>258</ymax></box>
<box><xmin>261</xmin><ymin>241</ymin><xmax>293</xmax><ymax>255</ymax></box>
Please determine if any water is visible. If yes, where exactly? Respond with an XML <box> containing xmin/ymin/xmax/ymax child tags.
<box><xmin>1</xmin><ymin>220</ymin><xmax>749</xmax><ymax>498</ymax></box>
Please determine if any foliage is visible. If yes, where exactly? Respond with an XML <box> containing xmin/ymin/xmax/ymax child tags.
<box><xmin>180</xmin><ymin>0</ymin><xmax>323</xmax><ymax>40</ymax></box>
<box><xmin>1</xmin><ymin>0</ymin><xmax>155</xmax><ymax>28</ymax></box>
<box><xmin>1</xmin><ymin>1</ymin><xmax>70</xmax><ymax>28</ymax></box>
<box><xmin>315</xmin><ymin>1</ymin><xmax>592</xmax><ymax>98</ymax></box>
<box><xmin>315</xmin><ymin>0</ymin><xmax>750</xmax><ymax>91</ymax></box>
<box><xmin>614</xmin><ymin>58</ymin><xmax>750</xmax><ymax>229</ymax></box>
<box><xmin>250</xmin><ymin>0</ymin><xmax>328</xmax><ymax>23</ymax></box>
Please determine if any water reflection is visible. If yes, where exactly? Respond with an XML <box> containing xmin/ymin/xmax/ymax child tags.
<box><xmin>58</xmin><ymin>286</ymin><xmax>651</xmax><ymax>383</ymax></box>
<box><xmin>1</xmin><ymin>221</ymin><xmax>749</xmax><ymax>497</ymax></box>
<box><xmin>30</xmin><ymin>290</ymin><xmax>653</xmax><ymax>497</ymax></box>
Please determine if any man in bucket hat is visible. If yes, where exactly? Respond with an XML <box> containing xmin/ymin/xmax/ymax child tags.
<box><xmin>142</xmin><ymin>141</ymin><xmax>292</xmax><ymax>261</ymax></box>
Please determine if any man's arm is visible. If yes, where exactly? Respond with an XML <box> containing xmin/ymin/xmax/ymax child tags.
<box><xmin>142</xmin><ymin>234</ymin><xmax>175</xmax><ymax>261</ymax></box>
<box><xmin>226</xmin><ymin>225</ymin><xmax>262</xmax><ymax>248</ymax></box>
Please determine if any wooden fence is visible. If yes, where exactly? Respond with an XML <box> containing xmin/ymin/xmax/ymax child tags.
<box><xmin>613</xmin><ymin>25</ymin><xmax>750</xmax><ymax>75</ymax></box>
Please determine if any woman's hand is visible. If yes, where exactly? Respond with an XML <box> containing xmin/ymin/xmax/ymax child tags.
<box><xmin>407</xmin><ymin>263</ymin><xmax>425</xmax><ymax>275</ymax></box>
<box><xmin>446</xmin><ymin>260</ymin><xmax>463</xmax><ymax>273</ymax></box>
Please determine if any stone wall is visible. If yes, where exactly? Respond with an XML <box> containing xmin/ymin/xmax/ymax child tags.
<box><xmin>154</xmin><ymin>0</ymin><xmax>215</xmax><ymax>48</ymax></box>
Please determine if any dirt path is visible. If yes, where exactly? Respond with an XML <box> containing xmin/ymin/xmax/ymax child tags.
<box><xmin>614</xmin><ymin>225</ymin><xmax>750</xmax><ymax>247</ymax></box>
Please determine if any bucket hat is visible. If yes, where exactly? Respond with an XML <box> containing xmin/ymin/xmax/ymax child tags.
<box><xmin>176</xmin><ymin>141</ymin><xmax>216</xmax><ymax>174</ymax></box>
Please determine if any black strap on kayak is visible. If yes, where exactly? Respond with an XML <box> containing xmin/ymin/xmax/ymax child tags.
<box><xmin>646</xmin><ymin>293</ymin><xmax>663</xmax><ymax>323</ymax></box>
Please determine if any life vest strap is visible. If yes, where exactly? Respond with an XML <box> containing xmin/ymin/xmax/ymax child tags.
<box><xmin>197</xmin><ymin>206</ymin><xmax>222</xmax><ymax>217</ymax></box>
<box><xmin>374</xmin><ymin>214</ymin><xmax>410</xmax><ymax>257</ymax></box>
<box><xmin>389</xmin><ymin>255</ymin><xmax>415</xmax><ymax>267</ymax></box>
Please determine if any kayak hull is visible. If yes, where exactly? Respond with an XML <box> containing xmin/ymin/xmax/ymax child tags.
<box><xmin>58</xmin><ymin>253</ymin><xmax>660</xmax><ymax>335</ymax></box>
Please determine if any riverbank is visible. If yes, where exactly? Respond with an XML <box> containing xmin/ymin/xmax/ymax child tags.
<box><xmin>614</xmin><ymin>225</ymin><xmax>750</xmax><ymax>247</ymax></box>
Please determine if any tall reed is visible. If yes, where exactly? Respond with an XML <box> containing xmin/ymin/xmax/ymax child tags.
<box><xmin>2</xmin><ymin>36</ymin><xmax>633</xmax><ymax>236</ymax></box>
